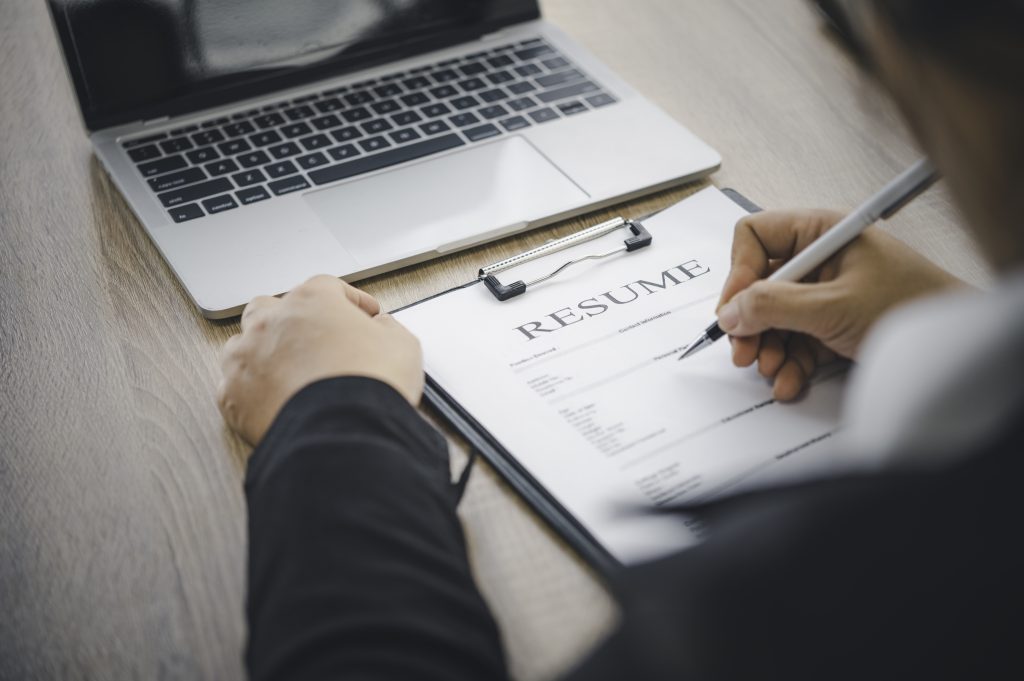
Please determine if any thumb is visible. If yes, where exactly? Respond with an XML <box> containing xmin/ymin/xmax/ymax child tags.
<box><xmin>717</xmin><ymin>280</ymin><xmax>835</xmax><ymax>338</ymax></box>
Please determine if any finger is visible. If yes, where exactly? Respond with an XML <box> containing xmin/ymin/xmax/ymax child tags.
<box><xmin>787</xmin><ymin>334</ymin><xmax>817</xmax><ymax>379</ymax></box>
<box><xmin>731</xmin><ymin>335</ymin><xmax>760</xmax><ymax>368</ymax></box>
<box><xmin>221</xmin><ymin>333</ymin><xmax>243</xmax><ymax>364</ymax></box>
<box><xmin>296</xmin><ymin>275</ymin><xmax>381</xmax><ymax>317</ymax></box>
<box><xmin>773</xmin><ymin>357</ymin><xmax>809</xmax><ymax>402</ymax></box>
<box><xmin>717</xmin><ymin>279</ymin><xmax>837</xmax><ymax>339</ymax></box>
<box><xmin>756</xmin><ymin>331</ymin><xmax>787</xmax><ymax>380</ymax></box>
<box><xmin>240</xmin><ymin>295</ymin><xmax>279</xmax><ymax>331</ymax></box>
<box><xmin>720</xmin><ymin>210</ymin><xmax>844</xmax><ymax>307</ymax></box>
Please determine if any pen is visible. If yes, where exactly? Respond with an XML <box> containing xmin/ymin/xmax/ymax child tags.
<box><xmin>678</xmin><ymin>158</ymin><xmax>940</xmax><ymax>361</ymax></box>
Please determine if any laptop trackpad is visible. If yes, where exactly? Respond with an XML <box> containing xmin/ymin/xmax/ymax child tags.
<box><xmin>304</xmin><ymin>136</ymin><xmax>589</xmax><ymax>268</ymax></box>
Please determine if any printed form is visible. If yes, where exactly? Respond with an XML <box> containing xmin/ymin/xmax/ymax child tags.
<box><xmin>395</xmin><ymin>188</ymin><xmax>846</xmax><ymax>564</ymax></box>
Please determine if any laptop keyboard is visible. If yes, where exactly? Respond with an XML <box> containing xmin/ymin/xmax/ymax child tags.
<box><xmin>119</xmin><ymin>38</ymin><xmax>619</xmax><ymax>224</ymax></box>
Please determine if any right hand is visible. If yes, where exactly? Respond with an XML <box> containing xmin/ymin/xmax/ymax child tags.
<box><xmin>716</xmin><ymin>210</ymin><xmax>962</xmax><ymax>401</ymax></box>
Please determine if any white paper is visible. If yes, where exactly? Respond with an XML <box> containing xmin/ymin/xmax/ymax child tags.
<box><xmin>395</xmin><ymin>188</ymin><xmax>845</xmax><ymax>564</ymax></box>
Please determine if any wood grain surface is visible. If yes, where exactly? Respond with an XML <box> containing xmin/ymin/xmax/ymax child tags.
<box><xmin>0</xmin><ymin>1</ymin><xmax>989</xmax><ymax>680</ymax></box>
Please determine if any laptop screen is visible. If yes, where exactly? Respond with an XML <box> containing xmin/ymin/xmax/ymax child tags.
<box><xmin>49</xmin><ymin>0</ymin><xmax>540</xmax><ymax>131</ymax></box>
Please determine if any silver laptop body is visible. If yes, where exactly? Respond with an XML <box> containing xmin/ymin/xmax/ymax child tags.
<box><xmin>50</xmin><ymin>2</ymin><xmax>720</xmax><ymax>318</ymax></box>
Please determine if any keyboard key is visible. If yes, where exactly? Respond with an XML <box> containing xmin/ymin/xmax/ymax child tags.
<box><xmin>292</xmin><ymin>94</ymin><xmax>318</xmax><ymax>104</ymax></box>
<box><xmin>374</xmin><ymin>83</ymin><xmax>402</xmax><ymax>98</ymax></box>
<box><xmin>268</xmin><ymin>142</ymin><xmax>302</xmax><ymax>159</ymax></box>
<box><xmin>187</xmin><ymin>146</ymin><xmax>220</xmax><ymax>164</ymax></box>
<box><xmin>311</xmin><ymin>114</ymin><xmax>343</xmax><ymax>131</ymax></box>
<box><xmin>464</xmin><ymin>124</ymin><xmax>501</xmax><ymax>142</ymax></box>
<box><xmin>392</xmin><ymin>111</ymin><xmax>423</xmax><ymax>126</ymax></box>
<box><xmin>537</xmin><ymin>70</ymin><xmax>584</xmax><ymax>88</ymax></box>
<box><xmin>299</xmin><ymin>133</ymin><xmax>332</xmax><ymax>151</ymax></box>
<box><xmin>450</xmin><ymin>112</ymin><xmax>481</xmax><ymax>127</ymax></box>
<box><xmin>400</xmin><ymin>92</ymin><xmax>430</xmax><ymax>107</ymax></box>
<box><xmin>249</xmin><ymin>130</ymin><xmax>283</xmax><ymax>147</ymax></box>
<box><xmin>232</xmin><ymin>169</ymin><xmax>266</xmax><ymax>187</ymax></box>
<box><xmin>487</xmin><ymin>55</ymin><xmax>514</xmax><ymax>68</ymax></box>
<box><xmin>236</xmin><ymin>186</ymin><xmax>271</xmax><ymax>205</ymax></box>
<box><xmin>459</xmin><ymin>62</ymin><xmax>487</xmax><ymax>76</ymax></box>
<box><xmin>328</xmin><ymin>144</ymin><xmax>360</xmax><ymax>161</ymax></box>
<box><xmin>205</xmin><ymin>159</ymin><xmax>239</xmax><ymax>176</ymax></box>
<box><xmin>371</xmin><ymin>99</ymin><xmax>401</xmax><ymax>115</ymax></box>
<box><xmin>268</xmin><ymin>176</ymin><xmax>311</xmax><ymax>196</ymax></box>
<box><xmin>202</xmin><ymin>194</ymin><xmax>238</xmax><ymax>214</ymax></box>
<box><xmin>191</xmin><ymin>129</ymin><xmax>224</xmax><ymax>146</ymax></box>
<box><xmin>148</xmin><ymin>167</ymin><xmax>206</xmax><ymax>192</ymax></box>
<box><xmin>458</xmin><ymin>78</ymin><xmax>486</xmax><ymax>92</ymax></box>
<box><xmin>309</xmin><ymin>133</ymin><xmax>465</xmax><ymax>186</ymax></box>
<box><xmin>122</xmin><ymin>132</ymin><xmax>167</xmax><ymax>148</ymax></box>
<box><xmin>158</xmin><ymin>178</ymin><xmax>234</xmax><ymax>207</ymax></box>
<box><xmin>429</xmin><ymin>85</ymin><xmax>459</xmax><ymax>99</ymax></box>
<box><xmin>508</xmin><ymin>96</ymin><xmax>537</xmax><ymax>112</ymax></box>
<box><xmin>238</xmin><ymin>150</ymin><xmax>270</xmax><ymax>168</ymax></box>
<box><xmin>160</xmin><ymin>137</ymin><xmax>193</xmax><ymax>154</ymax></box>
<box><xmin>402</xmin><ymin>76</ymin><xmax>431</xmax><ymax>90</ymax></box>
<box><xmin>254</xmin><ymin>113</ymin><xmax>286</xmax><ymax>128</ymax></box>
<box><xmin>508</xmin><ymin>81</ymin><xmax>537</xmax><ymax>94</ymax></box>
<box><xmin>218</xmin><ymin>139</ymin><xmax>252</xmax><ymax>156</ymax></box>
<box><xmin>223</xmin><ymin>121</ymin><xmax>255</xmax><ymax>137</ymax></box>
<box><xmin>558</xmin><ymin>100</ymin><xmax>588</xmax><ymax>116</ymax></box>
<box><xmin>537</xmin><ymin>80</ymin><xmax>599</xmax><ymax>103</ymax></box>
<box><xmin>330</xmin><ymin>126</ymin><xmax>363</xmax><ymax>143</ymax></box>
<box><xmin>284</xmin><ymin>105</ymin><xmax>316</xmax><ymax>120</ymax></box>
<box><xmin>421</xmin><ymin>103</ymin><xmax>451</xmax><ymax>118</ymax></box>
<box><xmin>500</xmin><ymin>116</ymin><xmax>531</xmax><ymax>131</ymax></box>
<box><xmin>486</xmin><ymin>71</ymin><xmax>514</xmax><ymax>84</ymax></box>
<box><xmin>362</xmin><ymin>119</ymin><xmax>393</xmax><ymax>134</ymax></box>
<box><xmin>451</xmin><ymin>95</ymin><xmax>479</xmax><ymax>110</ymax></box>
<box><xmin>344</xmin><ymin>91</ymin><xmax>374</xmax><ymax>106</ymax></box>
<box><xmin>431</xmin><ymin>68</ymin><xmax>459</xmax><ymax>83</ymax></box>
<box><xmin>514</xmin><ymin>44</ymin><xmax>555</xmax><ymax>60</ymax></box>
<box><xmin>138</xmin><ymin>155</ymin><xmax>187</xmax><ymax>177</ymax></box>
<box><xmin>127</xmin><ymin>144</ymin><xmax>161</xmax><ymax>162</ymax></box>
<box><xmin>168</xmin><ymin>203</ymin><xmax>204</xmax><ymax>223</ymax></box>
<box><xmin>297</xmin><ymin>152</ymin><xmax>329</xmax><ymax>170</ymax></box>
<box><xmin>479</xmin><ymin>88</ymin><xmax>507</xmax><ymax>103</ymax></box>
<box><xmin>542</xmin><ymin>56</ymin><xmax>570</xmax><ymax>70</ymax></box>
<box><xmin>265</xmin><ymin>160</ymin><xmax>298</xmax><ymax>178</ymax></box>
<box><xmin>479</xmin><ymin>105</ymin><xmax>509</xmax><ymax>120</ymax></box>
<box><xmin>341</xmin><ymin>107</ymin><xmax>372</xmax><ymax>123</ymax></box>
<box><xmin>420</xmin><ymin>120</ymin><xmax>451</xmax><ymax>135</ymax></box>
<box><xmin>586</xmin><ymin>93</ymin><xmax>617</xmax><ymax>108</ymax></box>
<box><xmin>389</xmin><ymin>128</ymin><xmax>421</xmax><ymax>144</ymax></box>
<box><xmin>515</xmin><ymin>62</ymin><xmax>543</xmax><ymax>76</ymax></box>
<box><xmin>359</xmin><ymin>136</ymin><xmax>391</xmax><ymax>153</ymax></box>
<box><xmin>281</xmin><ymin>122</ymin><xmax>312</xmax><ymax>138</ymax></box>
<box><xmin>169</xmin><ymin>124</ymin><xmax>199</xmax><ymax>135</ymax></box>
<box><xmin>202</xmin><ymin>117</ymin><xmax>230</xmax><ymax>128</ymax></box>
<box><xmin>528</xmin><ymin>107</ymin><xmax>559</xmax><ymax>123</ymax></box>
<box><xmin>314</xmin><ymin>97</ymin><xmax>345</xmax><ymax>113</ymax></box>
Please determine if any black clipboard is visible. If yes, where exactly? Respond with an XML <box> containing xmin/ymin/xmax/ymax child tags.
<box><xmin>399</xmin><ymin>188</ymin><xmax>761</xmax><ymax>577</ymax></box>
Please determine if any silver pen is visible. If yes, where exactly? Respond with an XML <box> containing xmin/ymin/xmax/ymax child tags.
<box><xmin>679</xmin><ymin>158</ymin><xmax>940</xmax><ymax>361</ymax></box>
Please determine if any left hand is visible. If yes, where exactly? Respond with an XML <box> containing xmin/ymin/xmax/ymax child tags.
<box><xmin>218</xmin><ymin>275</ymin><xmax>424</xmax><ymax>446</ymax></box>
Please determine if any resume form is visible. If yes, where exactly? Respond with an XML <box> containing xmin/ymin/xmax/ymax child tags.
<box><xmin>395</xmin><ymin>188</ymin><xmax>845</xmax><ymax>564</ymax></box>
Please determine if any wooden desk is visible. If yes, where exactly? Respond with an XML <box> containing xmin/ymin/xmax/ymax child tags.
<box><xmin>0</xmin><ymin>1</ymin><xmax>989</xmax><ymax>679</ymax></box>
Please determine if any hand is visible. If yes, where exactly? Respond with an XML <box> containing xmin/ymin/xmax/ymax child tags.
<box><xmin>218</xmin><ymin>275</ymin><xmax>424</xmax><ymax>446</ymax></box>
<box><xmin>716</xmin><ymin>210</ymin><xmax>961</xmax><ymax>401</ymax></box>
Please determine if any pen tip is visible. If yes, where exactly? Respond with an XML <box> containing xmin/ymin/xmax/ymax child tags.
<box><xmin>678</xmin><ymin>334</ymin><xmax>712</xmax><ymax>361</ymax></box>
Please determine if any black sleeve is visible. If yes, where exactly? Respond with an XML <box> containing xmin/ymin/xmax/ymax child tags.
<box><xmin>244</xmin><ymin>376</ymin><xmax>508</xmax><ymax>681</ymax></box>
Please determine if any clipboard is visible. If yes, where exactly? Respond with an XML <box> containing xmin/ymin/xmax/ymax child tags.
<box><xmin>399</xmin><ymin>188</ymin><xmax>762</xmax><ymax>576</ymax></box>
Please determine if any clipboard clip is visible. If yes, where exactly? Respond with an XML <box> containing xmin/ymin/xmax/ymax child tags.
<box><xmin>479</xmin><ymin>217</ymin><xmax>652</xmax><ymax>301</ymax></box>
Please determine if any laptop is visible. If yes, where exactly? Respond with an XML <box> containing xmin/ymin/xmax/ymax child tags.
<box><xmin>48</xmin><ymin>1</ymin><xmax>721</xmax><ymax>318</ymax></box>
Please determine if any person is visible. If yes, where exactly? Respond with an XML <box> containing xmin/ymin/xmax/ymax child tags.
<box><xmin>218</xmin><ymin>1</ymin><xmax>1024</xmax><ymax>678</ymax></box>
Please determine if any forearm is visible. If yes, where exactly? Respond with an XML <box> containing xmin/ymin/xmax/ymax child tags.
<box><xmin>245</xmin><ymin>377</ymin><xmax>507</xmax><ymax>681</ymax></box>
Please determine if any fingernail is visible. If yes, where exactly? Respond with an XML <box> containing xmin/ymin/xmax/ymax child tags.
<box><xmin>718</xmin><ymin>301</ymin><xmax>739</xmax><ymax>332</ymax></box>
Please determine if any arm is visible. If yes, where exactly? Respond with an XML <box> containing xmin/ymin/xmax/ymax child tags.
<box><xmin>245</xmin><ymin>376</ymin><xmax>507</xmax><ymax>681</ymax></box>
<box><xmin>218</xmin><ymin>276</ymin><xmax>508</xmax><ymax>681</ymax></box>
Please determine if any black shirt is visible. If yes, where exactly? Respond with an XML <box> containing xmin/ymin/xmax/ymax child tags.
<box><xmin>246</xmin><ymin>377</ymin><xmax>1024</xmax><ymax>681</ymax></box>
